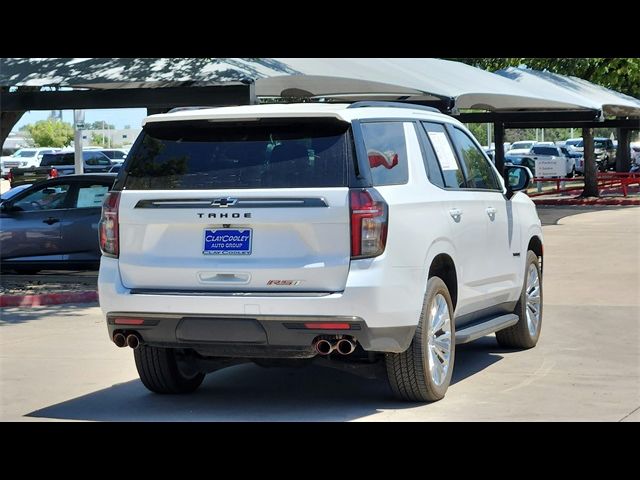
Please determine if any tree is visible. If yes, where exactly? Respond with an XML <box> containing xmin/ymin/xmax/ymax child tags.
<box><xmin>91</xmin><ymin>132</ymin><xmax>109</xmax><ymax>146</ymax></box>
<box><xmin>24</xmin><ymin>119</ymin><xmax>74</xmax><ymax>147</ymax></box>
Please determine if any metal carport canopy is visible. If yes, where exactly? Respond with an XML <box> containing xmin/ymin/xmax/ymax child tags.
<box><xmin>259</xmin><ymin>58</ymin><xmax>594</xmax><ymax>112</ymax></box>
<box><xmin>0</xmin><ymin>58</ymin><xmax>596</xmax><ymax>113</ymax></box>
<box><xmin>495</xmin><ymin>67</ymin><xmax>640</xmax><ymax>118</ymax></box>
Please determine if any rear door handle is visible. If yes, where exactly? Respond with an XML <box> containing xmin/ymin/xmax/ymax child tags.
<box><xmin>448</xmin><ymin>208</ymin><xmax>462</xmax><ymax>221</ymax></box>
<box><xmin>43</xmin><ymin>217</ymin><xmax>60</xmax><ymax>225</ymax></box>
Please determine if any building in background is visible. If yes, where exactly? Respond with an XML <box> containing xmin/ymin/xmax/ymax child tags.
<box><xmin>80</xmin><ymin>128</ymin><xmax>141</xmax><ymax>148</ymax></box>
<box><xmin>2</xmin><ymin>132</ymin><xmax>30</xmax><ymax>156</ymax></box>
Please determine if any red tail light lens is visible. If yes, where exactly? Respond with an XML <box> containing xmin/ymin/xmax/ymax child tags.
<box><xmin>48</xmin><ymin>168</ymin><xmax>58</xmax><ymax>179</ymax></box>
<box><xmin>99</xmin><ymin>191</ymin><xmax>120</xmax><ymax>258</ymax></box>
<box><xmin>349</xmin><ymin>188</ymin><xmax>388</xmax><ymax>259</ymax></box>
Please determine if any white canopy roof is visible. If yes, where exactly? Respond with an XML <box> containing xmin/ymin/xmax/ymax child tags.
<box><xmin>3</xmin><ymin>58</ymin><xmax>639</xmax><ymax>116</ymax></box>
<box><xmin>495</xmin><ymin>67</ymin><xmax>640</xmax><ymax>118</ymax></box>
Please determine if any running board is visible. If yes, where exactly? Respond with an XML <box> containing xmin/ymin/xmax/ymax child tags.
<box><xmin>455</xmin><ymin>314</ymin><xmax>519</xmax><ymax>344</ymax></box>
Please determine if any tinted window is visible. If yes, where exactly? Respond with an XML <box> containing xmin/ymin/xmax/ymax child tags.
<box><xmin>360</xmin><ymin>122</ymin><xmax>409</xmax><ymax>186</ymax></box>
<box><xmin>531</xmin><ymin>146</ymin><xmax>559</xmax><ymax>155</ymax></box>
<box><xmin>41</xmin><ymin>153</ymin><xmax>74</xmax><ymax>166</ymax></box>
<box><xmin>451</xmin><ymin>128</ymin><xmax>500</xmax><ymax>190</ymax></box>
<box><xmin>12</xmin><ymin>184</ymin><xmax>71</xmax><ymax>211</ymax></box>
<box><xmin>421</xmin><ymin>122</ymin><xmax>465</xmax><ymax>189</ymax></box>
<box><xmin>84</xmin><ymin>152</ymin><xmax>111</xmax><ymax>166</ymax></box>
<box><xmin>124</xmin><ymin>119</ymin><xmax>350</xmax><ymax>190</ymax></box>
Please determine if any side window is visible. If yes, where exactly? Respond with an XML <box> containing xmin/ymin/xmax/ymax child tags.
<box><xmin>451</xmin><ymin>128</ymin><xmax>501</xmax><ymax>190</ymax></box>
<box><xmin>421</xmin><ymin>122</ymin><xmax>465</xmax><ymax>189</ymax></box>
<box><xmin>75</xmin><ymin>184</ymin><xmax>110</xmax><ymax>208</ymax></box>
<box><xmin>85</xmin><ymin>152</ymin><xmax>111</xmax><ymax>166</ymax></box>
<box><xmin>12</xmin><ymin>184</ymin><xmax>71</xmax><ymax>211</ymax></box>
<box><xmin>360</xmin><ymin>121</ymin><xmax>409</xmax><ymax>186</ymax></box>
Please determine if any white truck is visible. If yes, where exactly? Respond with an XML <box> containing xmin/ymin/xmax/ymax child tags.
<box><xmin>1</xmin><ymin>148</ymin><xmax>59</xmax><ymax>177</ymax></box>
<box><xmin>520</xmin><ymin>144</ymin><xmax>576</xmax><ymax>178</ymax></box>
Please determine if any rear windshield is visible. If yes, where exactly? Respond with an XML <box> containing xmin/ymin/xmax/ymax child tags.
<box><xmin>531</xmin><ymin>146</ymin><xmax>558</xmax><ymax>155</ymax></box>
<box><xmin>41</xmin><ymin>153</ymin><xmax>73</xmax><ymax>166</ymax></box>
<box><xmin>123</xmin><ymin>119</ymin><xmax>351</xmax><ymax>190</ymax></box>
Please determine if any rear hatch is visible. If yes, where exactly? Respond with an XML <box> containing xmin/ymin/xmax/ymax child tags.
<box><xmin>116</xmin><ymin>118</ymin><xmax>354</xmax><ymax>293</ymax></box>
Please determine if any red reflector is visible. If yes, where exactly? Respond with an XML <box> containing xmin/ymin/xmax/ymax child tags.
<box><xmin>114</xmin><ymin>317</ymin><xmax>145</xmax><ymax>325</ymax></box>
<box><xmin>49</xmin><ymin>168</ymin><xmax>58</xmax><ymax>178</ymax></box>
<box><xmin>304</xmin><ymin>322</ymin><xmax>351</xmax><ymax>330</ymax></box>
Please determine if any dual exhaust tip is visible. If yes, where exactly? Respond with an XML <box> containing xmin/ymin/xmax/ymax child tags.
<box><xmin>113</xmin><ymin>332</ymin><xmax>140</xmax><ymax>349</ymax></box>
<box><xmin>314</xmin><ymin>337</ymin><xmax>356</xmax><ymax>356</ymax></box>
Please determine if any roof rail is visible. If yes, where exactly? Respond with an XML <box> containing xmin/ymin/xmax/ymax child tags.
<box><xmin>167</xmin><ymin>106</ymin><xmax>218</xmax><ymax>113</ymax></box>
<box><xmin>347</xmin><ymin>101</ymin><xmax>442</xmax><ymax>113</ymax></box>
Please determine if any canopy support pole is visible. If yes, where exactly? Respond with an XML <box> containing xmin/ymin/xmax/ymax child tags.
<box><xmin>493</xmin><ymin>121</ymin><xmax>505</xmax><ymax>174</ymax></box>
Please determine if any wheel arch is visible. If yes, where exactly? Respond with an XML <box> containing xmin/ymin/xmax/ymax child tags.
<box><xmin>428</xmin><ymin>253</ymin><xmax>458</xmax><ymax>310</ymax></box>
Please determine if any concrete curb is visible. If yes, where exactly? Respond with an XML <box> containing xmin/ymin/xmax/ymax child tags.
<box><xmin>0</xmin><ymin>291</ymin><xmax>98</xmax><ymax>308</ymax></box>
<box><xmin>533</xmin><ymin>197</ymin><xmax>640</xmax><ymax>206</ymax></box>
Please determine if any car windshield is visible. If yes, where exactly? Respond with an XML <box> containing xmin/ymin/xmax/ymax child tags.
<box><xmin>565</xmin><ymin>140</ymin><xmax>581</xmax><ymax>147</ymax></box>
<box><xmin>594</xmin><ymin>140</ymin><xmax>608</xmax><ymax>148</ymax></box>
<box><xmin>531</xmin><ymin>146</ymin><xmax>558</xmax><ymax>155</ymax></box>
<box><xmin>124</xmin><ymin>119</ymin><xmax>351</xmax><ymax>190</ymax></box>
<box><xmin>511</xmin><ymin>142</ymin><xmax>534</xmax><ymax>149</ymax></box>
<box><xmin>13</xmin><ymin>149</ymin><xmax>37</xmax><ymax>158</ymax></box>
<box><xmin>40</xmin><ymin>154</ymin><xmax>74</xmax><ymax>166</ymax></box>
<box><xmin>0</xmin><ymin>184</ymin><xmax>31</xmax><ymax>201</ymax></box>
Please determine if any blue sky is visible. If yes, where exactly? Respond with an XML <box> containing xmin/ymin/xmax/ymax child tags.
<box><xmin>14</xmin><ymin>108</ymin><xmax>148</xmax><ymax>131</ymax></box>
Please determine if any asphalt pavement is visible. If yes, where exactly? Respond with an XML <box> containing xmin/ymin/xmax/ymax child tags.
<box><xmin>1</xmin><ymin>206</ymin><xmax>638</xmax><ymax>421</ymax></box>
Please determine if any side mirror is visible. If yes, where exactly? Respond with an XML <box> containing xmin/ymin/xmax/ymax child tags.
<box><xmin>505</xmin><ymin>165</ymin><xmax>532</xmax><ymax>198</ymax></box>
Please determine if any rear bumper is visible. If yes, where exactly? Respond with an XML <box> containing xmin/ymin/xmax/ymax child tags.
<box><xmin>106</xmin><ymin>312</ymin><xmax>415</xmax><ymax>357</ymax></box>
<box><xmin>98</xmin><ymin>257</ymin><xmax>424</xmax><ymax>353</ymax></box>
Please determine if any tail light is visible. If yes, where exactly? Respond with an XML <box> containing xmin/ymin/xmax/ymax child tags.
<box><xmin>48</xmin><ymin>168</ymin><xmax>58</xmax><ymax>179</ymax></box>
<box><xmin>99</xmin><ymin>191</ymin><xmax>120</xmax><ymax>258</ymax></box>
<box><xmin>349</xmin><ymin>188</ymin><xmax>388</xmax><ymax>259</ymax></box>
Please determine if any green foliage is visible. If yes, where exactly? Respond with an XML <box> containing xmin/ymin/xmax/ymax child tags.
<box><xmin>452</xmin><ymin>58</ymin><xmax>640</xmax><ymax>99</ymax></box>
<box><xmin>25</xmin><ymin>119</ymin><xmax>74</xmax><ymax>147</ymax></box>
<box><xmin>91</xmin><ymin>132</ymin><xmax>109</xmax><ymax>146</ymax></box>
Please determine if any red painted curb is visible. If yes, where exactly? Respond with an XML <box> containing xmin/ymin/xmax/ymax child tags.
<box><xmin>533</xmin><ymin>198</ymin><xmax>640</xmax><ymax>206</ymax></box>
<box><xmin>0</xmin><ymin>290</ymin><xmax>98</xmax><ymax>307</ymax></box>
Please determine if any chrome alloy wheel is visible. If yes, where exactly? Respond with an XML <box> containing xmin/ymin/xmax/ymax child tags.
<box><xmin>427</xmin><ymin>293</ymin><xmax>452</xmax><ymax>386</ymax></box>
<box><xmin>525</xmin><ymin>264</ymin><xmax>541</xmax><ymax>337</ymax></box>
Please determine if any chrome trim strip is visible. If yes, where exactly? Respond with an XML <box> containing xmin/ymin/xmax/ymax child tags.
<box><xmin>135</xmin><ymin>197</ymin><xmax>328</xmax><ymax>209</ymax></box>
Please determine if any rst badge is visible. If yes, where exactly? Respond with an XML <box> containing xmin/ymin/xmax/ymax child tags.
<box><xmin>203</xmin><ymin>229</ymin><xmax>252</xmax><ymax>255</ymax></box>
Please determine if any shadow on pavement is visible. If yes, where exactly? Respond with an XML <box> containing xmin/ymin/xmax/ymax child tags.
<box><xmin>0</xmin><ymin>303</ymin><xmax>96</xmax><ymax>326</ymax></box>
<box><xmin>536</xmin><ymin>205</ymin><xmax>636</xmax><ymax>226</ymax></box>
<box><xmin>26</xmin><ymin>338</ymin><xmax>507</xmax><ymax>422</ymax></box>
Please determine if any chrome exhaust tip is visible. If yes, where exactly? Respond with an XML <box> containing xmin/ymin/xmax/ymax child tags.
<box><xmin>113</xmin><ymin>332</ymin><xmax>126</xmax><ymax>348</ymax></box>
<box><xmin>126</xmin><ymin>334</ymin><xmax>140</xmax><ymax>349</ymax></box>
<box><xmin>314</xmin><ymin>338</ymin><xmax>334</xmax><ymax>355</ymax></box>
<box><xmin>336</xmin><ymin>338</ymin><xmax>356</xmax><ymax>355</ymax></box>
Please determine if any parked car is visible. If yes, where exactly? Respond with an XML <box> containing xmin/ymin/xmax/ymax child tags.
<box><xmin>507</xmin><ymin>141</ymin><xmax>536</xmax><ymax>156</ymax></box>
<box><xmin>561</xmin><ymin>147</ymin><xmax>583</xmax><ymax>174</ymax></box>
<box><xmin>0</xmin><ymin>174</ymin><xmax>116</xmax><ymax>274</ymax></box>
<box><xmin>8</xmin><ymin>150</ymin><xmax>113</xmax><ymax>187</ymax></box>
<box><xmin>563</xmin><ymin>137</ymin><xmax>616</xmax><ymax>171</ymax></box>
<box><xmin>1</xmin><ymin>147</ymin><xmax>59</xmax><ymax>176</ymax></box>
<box><xmin>95</xmin><ymin>148</ymin><xmax>128</xmax><ymax>164</ymax></box>
<box><xmin>99</xmin><ymin>101</ymin><xmax>544</xmax><ymax>402</ymax></box>
<box><xmin>521</xmin><ymin>144</ymin><xmax>576</xmax><ymax>177</ymax></box>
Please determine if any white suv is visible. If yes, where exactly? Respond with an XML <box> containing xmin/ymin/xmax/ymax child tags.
<box><xmin>98</xmin><ymin>102</ymin><xmax>543</xmax><ymax>402</ymax></box>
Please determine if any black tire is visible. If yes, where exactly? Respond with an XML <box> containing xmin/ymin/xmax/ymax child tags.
<box><xmin>134</xmin><ymin>345</ymin><xmax>205</xmax><ymax>394</ymax></box>
<box><xmin>385</xmin><ymin>276</ymin><xmax>455</xmax><ymax>402</ymax></box>
<box><xmin>496</xmin><ymin>250</ymin><xmax>542</xmax><ymax>349</ymax></box>
<box><xmin>567</xmin><ymin>166</ymin><xmax>575</xmax><ymax>178</ymax></box>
